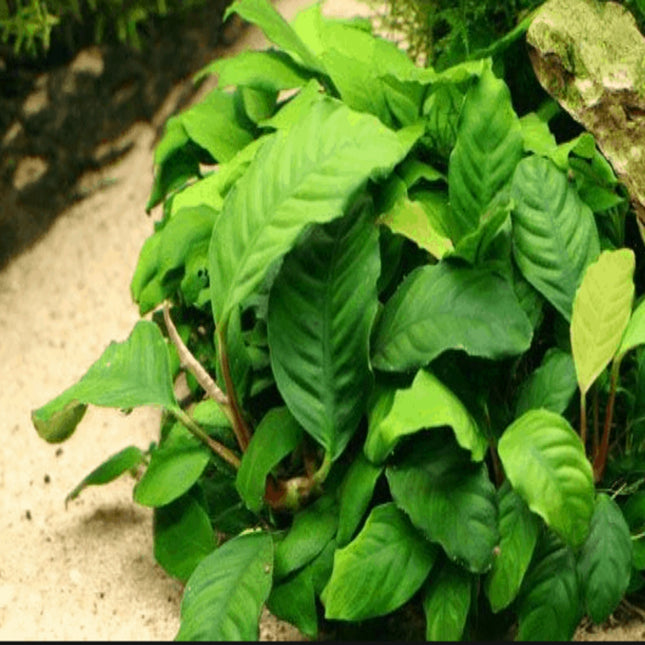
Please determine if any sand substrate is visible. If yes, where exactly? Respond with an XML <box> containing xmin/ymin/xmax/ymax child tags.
<box><xmin>1</xmin><ymin>0</ymin><xmax>644</xmax><ymax>639</ymax></box>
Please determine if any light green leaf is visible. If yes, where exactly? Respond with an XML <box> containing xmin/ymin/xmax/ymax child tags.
<box><xmin>240</xmin><ymin>86</ymin><xmax>276</xmax><ymax>124</ymax></box>
<box><xmin>511</xmin><ymin>155</ymin><xmax>600</xmax><ymax>320</ymax></box>
<box><xmin>378</xmin><ymin>197</ymin><xmax>453</xmax><ymax>259</ymax></box>
<box><xmin>32</xmin><ymin>321</ymin><xmax>178</xmax><ymax>443</ymax></box>
<box><xmin>176</xmin><ymin>531</ymin><xmax>273</xmax><ymax>641</ymax></box>
<box><xmin>259</xmin><ymin>79</ymin><xmax>324</xmax><ymax>131</ymax></box>
<box><xmin>519</xmin><ymin>111</ymin><xmax>557</xmax><ymax>157</ymax></box>
<box><xmin>571</xmin><ymin>249</ymin><xmax>635</xmax><ymax>394</ymax></box>
<box><xmin>371</xmin><ymin>262</ymin><xmax>532</xmax><ymax>372</ymax></box>
<box><xmin>577</xmin><ymin>494</ymin><xmax>632</xmax><ymax>624</ymax></box>
<box><xmin>134</xmin><ymin>424</ymin><xmax>210</xmax><ymax>507</ymax></box>
<box><xmin>485</xmin><ymin>482</ymin><xmax>539</xmax><ymax>613</ymax></box>
<box><xmin>66</xmin><ymin>445</ymin><xmax>145</xmax><ymax>504</ymax></box>
<box><xmin>209</xmin><ymin>99</ymin><xmax>407</xmax><ymax>327</ymax></box>
<box><xmin>618</xmin><ymin>299</ymin><xmax>645</xmax><ymax>360</ymax></box>
<box><xmin>365</xmin><ymin>369</ymin><xmax>487</xmax><ymax>464</ymax></box>
<box><xmin>267</xmin><ymin>198</ymin><xmax>379</xmax><ymax>459</ymax></box>
<box><xmin>195</xmin><ymin>49</ymin><xmax>312</xmax><ymax>91</ymax></box>
<box><xmin>517</xmin><ymin>531</ymin><xmax>582</xmax><ymax>641</ymax></box>
<box><xmin>386</xmin><ymin>433</ymin><xmax>498</xmax><ymax>573</ymax></box>
<box><xmin>515</xmin><ymin>348</ymin><xmax>577</xmax><ymax>416</ymax></box>
<box><xmin>321</xmin><ymin>503</ymin><xmax>437</xmax><ymax>621</ymax></box>
<box><xmin>154</xmin><ymin>494</ymin><xmax>216</xmax><ymax>583</ymax></box>
<box><xmin>267</xmin><ymin>566</ymin><xmax>318</xmax><ymax>638</ymax></box>
<box><xmin>236</xmin><ymin>407</ymin><xmax>302</xmax><ymax>513</ymax></box>
<box><xmin>498</xmin><ymin>409</ymin><xmax>594</xmax><ymax>548</ymax></box>
<box><xmin>448</xmin><ymin>64</ymin><xmax>522</xmax><ymax>242</ymax></box>
<box><xmin>274</xmin><ymin>496</ymin><xmax>338</xmax><ymax>580</ymax></box>
<box><xmin>337</xmin><ymin>453</ymin><xmax>383</xmax><ymax>547</ymax></box>
<box><xmin>423</xmin><ymin>560</ymin><xmax>473</xmax><ymax>641</ymax></box>
<box><xmin>225</xmin><ymin>0</ymin><xmax>323</xmax><ymax>73</ymax></box>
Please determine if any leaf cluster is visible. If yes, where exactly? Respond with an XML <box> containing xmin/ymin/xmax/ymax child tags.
<box><xmin>31</xmin><ymin>0</ymin><xmax>645</xmax><ymax>640</ymax></box>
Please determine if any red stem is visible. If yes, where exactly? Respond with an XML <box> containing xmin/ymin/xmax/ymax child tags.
<box><xmin>593</xmin><ymin>361</ymin><xmax>620</xmax><ymax>482</ymax></box>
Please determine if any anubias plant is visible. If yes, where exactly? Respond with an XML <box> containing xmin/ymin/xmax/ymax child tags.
<box><xmin>31</xmin><ymin>0</ymin><xmax>645</xmax><ymax>640</ymax></box>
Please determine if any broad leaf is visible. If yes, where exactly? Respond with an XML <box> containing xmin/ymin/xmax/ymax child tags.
<box><xmin>267</xmin><ymin>198</ymin><xmax>380</xmax><ymax>459</ymax></box>
<box><xmin>66</xmin><ymin>446</ymin><xmax>145</xmax><ymax>504</ymax></box>
<box><xmin>32</xmin><ymin>321</ymin><xmax>178</xmax><ymax>443</ymax></box>
<box><xmin>267</xmin><ymin>566</ymin><xmax>318</xmax><ymax>638</ymax></box>
<box><xmin>225</xmin><ymin>0</ymin><xmax>323</xmax><ymax>73</ymax></box>
<box><xmin>176</xmin><ymin>531</ymin><xmax>273</xmax><ymax>641</ymax></box>
<box><xmin>208</xmin><ymin>98</ymin><xmax>407</xmax><ymax>327</ymax></box>
<box><xmin>365</xmin><ymin>369</ymin><xmax>487</xmax><ymax>464</ymax></box>
<box><xmin>196</xmin><ymin>49</ymin><xmax>312</xmax><ymax>91</ymax></box>
<box><xmin>337</xmin><ymin>453</ymin><xmax>383</xmax><ymax>547</ymax></box>
<box><xmin>321</xmin><ymin>503</ymin><xmax>437</xmax><ymax>621</ymax></box>
<box><xmin>371</xmin><ymin>262</ymin><xmax>532</xmax><ymax>372</ymax></box>
<box><xmin>511</xmin><ymin>155</ymin><xmax>600</xmax><ymax>320</ymax></box>
<box><xmin>515</xmin><ymin>348</ymin><xmax>577</xmax><ymax>416</ymax></box>
<box><xmin>498</xmin><ymin>409</ymin><xmax>594</xmax><ymax>548</ymax></box>
<box><xmin>154</xmin><ymin>494</ymin><xmax>216</xmax><ymax>583</ymax></box>
<box><xmin>236</xmin><ymin>407</ymin><xmax>303</xmax><ymax>513</ymax></box>
<box><xmin>517</xmin><ymin>531</ymin><xmax>582</xmax><ymax>641</ymax></box>
<box><xmin>386</xmin><ymin>432</ymin><xmax>498</xmax><ymax>573</ymax></box>
<box><xmin>134</xmin><ymin>424</ymin><xmax>211</xmax><ymax>507</ymax></box>
<box><xmin>577</xmin><ymin>494</ymin><xmax>632</xmax><ymax>624</ymax></box>
<box><xmin>274</xmin><ymin>496</ymin><xmax>338</xmax><ymax>580</ymax></box>
<box><xmin>448</xmin><ymin>64</ymin><xmax>522</xmax><ymax>242</ymax></box>
<box><xmin>622</xmin><ymin>492</ymin><xmax>645</xmax><ymax>571</ymax></box>
<box><xmin>571</xmin><ymin>249</ymin><xmax>635</xmax><ymax>394</ymax></box>
<box><xmin>485</xmin><ymin>482</ymin><xmax>539</xmax><ymax>613</ymax></box>
<box><xmin>423</xmin><ymin>560</ymin><xmax>473</xmax><ymax>641</ymax></box>
<box><xmin>618</xmin><ymin>299</ymin><xmax>645</xmax><ymax>360</ymax></box>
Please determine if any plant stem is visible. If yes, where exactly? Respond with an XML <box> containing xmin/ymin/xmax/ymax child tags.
<box><xmin>217</xmin><ymin>325</ymin><xmax>252</xmax><ymax>451</ymax></box>
<box><xmin>170</xmin><ymin>407</ymin><xmax>240</xmax><ymax>470</ymax></box>
<box><xmin>593</xmin><ymin>359</ymin><xmax>621</xmax><ymax>483</ymax></box>
<box><xmin>580</xmin><ymin>391</ymin><xmax>588</xmax><ymax>448</ymax></box>
<box><xmin>592</xmin><ymin>384</ymin><xmax>600</xmax><ymax>460</ymax></box>
<box><xmin>311</xmin><ymin>451</ymin><xmax>332</xmax><ymax>486</ymax></box>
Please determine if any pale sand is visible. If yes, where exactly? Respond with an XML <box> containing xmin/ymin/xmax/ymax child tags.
<box><xmin>0</xmin><ymin>0</ymin><xmax>643</xmax><ymax>639</ymax></box>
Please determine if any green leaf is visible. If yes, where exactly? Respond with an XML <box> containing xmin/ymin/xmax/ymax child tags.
<box><xmin>66</xmin><ymin>445</ymin><xmax>144</xmax><ymax>504</ymax></box>
<box><xmin>515</xmin><ymin>348</ymin><xmax>577</xmax><ymax>417</ymax></box>
<box><xmin>498</xmin><ymin>409</ymin><xmax>594</xmax><ymax>548</ymax></box>
<box><xmin>337</xmin><ymin>453</ymin><xmax>383</xmax><ymax>547</ymax></box>
<box><xmin>622</xmin><ymin>492</ymin><xmax>645</xmax><ymax>571</ymax></box>
<box><xmin>577</xmin><ymin>494</ymin><xmax>632</xmax><ymax>624</ymax></box>
<box><xmin>32</xmin><ymin>321</ymin><xmax>178</xmax><ymax>443</ymax></box>
<box><xmin>378</xmin><ymin>197</ymin><xmax>453</xmax><ymax>259</ymax></box>
<box><xmin>571</xmin><ymin>249</ymin><xmax>635</xmax><ymax>394</ymax></box>
<box><xmin>365</xmin><ymin>369</ymin><xmax>487</xmax><ymax>464</ymax></box>
<box><xmin>386</xmin><ymin>433</ymin><xmax>498</xmax><ymax>573</ymax></box>
<box><xmin>484</xmin><ymin>482</ymin><xmax>539</xmax><ymax>613</ymax></box>
<box><xmin>134</xmin><ymin>424</ymin><xmax>211</xmax><ymax>507</ymax></box>
<box><xmin>423</xmin><ymin>560</ymin><xmax>473</xmax><ymax>641</ymax></box>
<box><xmin>209</xmin><ymin>98</ymin><xmax>407</xmax><ymax>327</ymax></box>
<box><xmin>176</xmin><ymin>531</ymin><xmax>273</xmax><ymax>641</ymax></box>
<box><xmin>154</xmin><ymin>494</ymin><xmax>216</xmax><ymax>583</ymax></box>
<box><xmin>240</xmin><ymin>86</ymin><xmax>276</xmax><ymax>124</ymax></box>
<box><xmin>422</xmin><ymin>83</ymin><xmax>464</xmax><ymax>160</ymax></box>
<box><xmin>259</xmin><ymin>79</ymin><xmax>324</xmax><ymax>131</ymax></box>
<box><xmin>447</xmin><ymin>64</ymin><xmax>522</xmax><ymax>242</ymax></box>
<box><xmin>196</xmin><ymin>49</ymin><xmax>312</xmax><ymax>92</ymax></box>
<box><xmin>225</xmin><ymin>0</ymin><xmax>323</xmax><ymax>73</ymax></box>
<box><xmin>519</xmin><ymin>111</ymin><xmax>557</xmax><ymax>157</ymax></box>
<box><xmin>274</xmin><ymin>496</ymin><xmax>338</xmax><ymax>580</ymax></box>
<box><xmin>516</xmin><ymin>531</ymin><xmax>582</xmax><ymax>641</ymax></box>
<box><xmin>618</xmin><ymin>299</ymin><xmax>645</xmax><ymax>360</ymax></box>
<box><xmin>511</xmin><ymin>155</ymin><xmax>600</xmax><ymax>320</ymax></box>
<box><xmin>267</xmin><ymin>567</ymin><xmax>318</xmax><ymax>639</ymax></box>
<box><xmin>267</xmin><ymin>198</ymin><xmax>379</xmax><ymax>459</ymax></box>
<box><xmin>371</xmin><ymin>262</ymin><xmax>532</xmax><ymax>372</ymax></box>
<box><xmin>321</xmin><ymin>503</ymin><xmax>437</xmax><ymax>621</ymax></box>
<box><xmin>236</xmin><ymin>407</ymin><xmax>302</xmax><ymax>513</ymax></box>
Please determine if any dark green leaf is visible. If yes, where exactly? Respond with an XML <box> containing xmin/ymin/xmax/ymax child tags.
<box><xmin>577</xmin><ymin>494</ymin><xmax>632</xmax><ymax>624</ymax></box>
<box><xmin>386</xmin><ymin>432</ymin><xmax>498</xmax><ymax>573</ymax></box>
<box><xmin>66</xmin><ymin>445</ymin><xmax>144</xmax><ymax>504</ymax></box>
<box><xmin>322</xmin><ymin>503</ymin><xmax>437</xmax><ymax>621</ymax></box>
<box><xmin>371</xmin><ymin>262</ymin><xmax>532</xmax><ymax>372</ymax></box>
<box><xmin>485</xmin><ymin>481</ymin><xmax>539</xmax><ymax>613</ymax></box>
<box><xmin>267</xmin><ymin>567</ymin><xmax>318</xmax><ymax>639</ymax></box>
<box><xmin>423</xmin><ymin>560</ymin><xmax>473</xmax><ymax>641</ymax></box>
<box><xmin>154</xmin><ymin>494</ymin><xmax>216</xmax><ymax>583</ymax></box>
<box><xmin>236</xmin><ymin>407</ymin><xmax>303</xmax><ymax>513</ymax></box>
<box><xmin>176</xmin><ymin>531</ymin><xmax>273</xmax><ymax>640</ymax></box>
<box><xmin>268</xmin><ymin>198</ymin><xmax>379</xmax><ymax>459</ymax></box>
<box><xmin>498</xmin><ymin>409</ymin><xmax>594</xmax><ymax>548</ymax></box>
